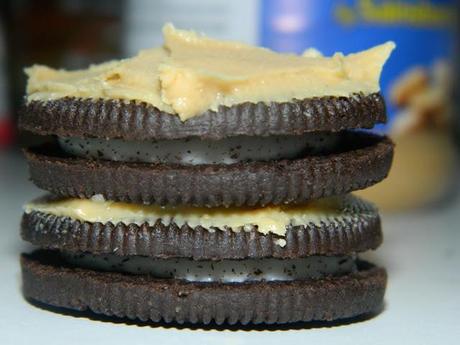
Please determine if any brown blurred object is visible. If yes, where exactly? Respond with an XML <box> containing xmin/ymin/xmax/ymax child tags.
<box><xmin>1</xmin><ymin>0</ymin><xmax>124</xmax><ymax>146</ymax></box>
<box><xmin>355</xmin><ymin>130</ymin><xmax>456</xmax><ymax>211</ymax></box>
<box><xmin>356</xmin><ymin>62</ymin><xmax>457</xmax><ymax>212</ymax></box>
<box><xmin>390</xmin><ymin>67</ymin><xmax>429</xmax><ymax>109</ymax></box>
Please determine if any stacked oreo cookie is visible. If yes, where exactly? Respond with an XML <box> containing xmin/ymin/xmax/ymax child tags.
<box><xmin>19</xmin><ymin>26</ymin><xmax>394</xmax><ymax>325</ymax></box>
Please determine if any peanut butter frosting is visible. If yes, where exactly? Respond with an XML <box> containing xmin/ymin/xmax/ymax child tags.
<box><xmin>26</xmin><ymin>24</ymin><xmax>395</xmax><ymax>120</ymax></box>
<box><xmin>24</xmin><ymin>194</ymin><xmax>372</xmax><ymax>237</ymax></box>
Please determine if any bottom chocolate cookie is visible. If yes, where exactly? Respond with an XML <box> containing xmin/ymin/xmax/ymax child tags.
<box><xmin>21</xmin><ymin>251</ymin><xmax>386</xmax><ymax>325</ymax></box>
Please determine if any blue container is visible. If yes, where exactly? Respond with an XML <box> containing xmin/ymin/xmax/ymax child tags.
<box><xmin>259</xmin><ymin>0</ymin><xmax>457</xmax><ymax>130</ymax></box>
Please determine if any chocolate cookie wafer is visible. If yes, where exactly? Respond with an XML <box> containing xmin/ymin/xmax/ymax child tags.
<box><xmin>18</xmin><ymin>24</ymin><xmax>395</xmax><ymax>325</ymax></box>
<box><xmin>22</xmin><ymin>251</ymin><xmax>386</xmax><ymax>325</ymax></box>
<box><xmin>24</xmin><ymin>132</ymin><xmax>393</xmax><ymax>207</ymax></box>
<box><xmin>19</xmin><ymin>93</ymin><xmax>386</xmax><ymax>140</ymax></box>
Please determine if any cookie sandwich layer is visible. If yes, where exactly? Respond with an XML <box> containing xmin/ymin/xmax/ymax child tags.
<box><xmin>20</xmin><ymin>24</ymin><xmax>394</xmax><ymax>207</ymax></box>
<box><xmin>22</xmin><ymin>194</ymin><xmax>381</xmax><ymax>259</ymax></box>
<box><xmin>22</xmin><ymin>193</ymin><xmax>386</xmax><ymax>323</ymax></box>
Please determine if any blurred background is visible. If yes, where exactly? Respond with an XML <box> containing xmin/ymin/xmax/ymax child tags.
<box><xmin>0</xmin><ymin>0</ymin><xmax>459</xmax><ymax>212</ymax></box>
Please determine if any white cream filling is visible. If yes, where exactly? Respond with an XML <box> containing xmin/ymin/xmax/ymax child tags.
<box><xmin>24</xmin><ymin>194</ymin><xmax>375</xmax><ymax>237</ymax></box>
<box><xmin>57</xmin><ymin>133</ymin><xmax>339</xmax><ymax>164</ymax></box>
<box><xmin>62</xmin><ymin>253</ymin><xmax>357</xmax><ymax>283</ymax></box>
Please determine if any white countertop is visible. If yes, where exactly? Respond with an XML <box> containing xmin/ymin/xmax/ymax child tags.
<box><xmin>1</xmin><ymin>150</ymin><xmax>459</xmax><ymax>345</ymax></box>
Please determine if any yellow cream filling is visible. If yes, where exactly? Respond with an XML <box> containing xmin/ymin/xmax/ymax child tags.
<box><xmin>25</xmin><ymin>24</ymin><xmax>395</xmax><ymax>120</ymax></box>
<box><xmin>24</xmin><ymin>195</ymin><xmax>369</xmax><ymax>237</ymax></box>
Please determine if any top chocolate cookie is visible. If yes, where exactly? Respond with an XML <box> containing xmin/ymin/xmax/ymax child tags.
<box><xmin>20</xmin><ymin>24</ymin><xmax>394</xmax><ymax>140</ymax></box>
